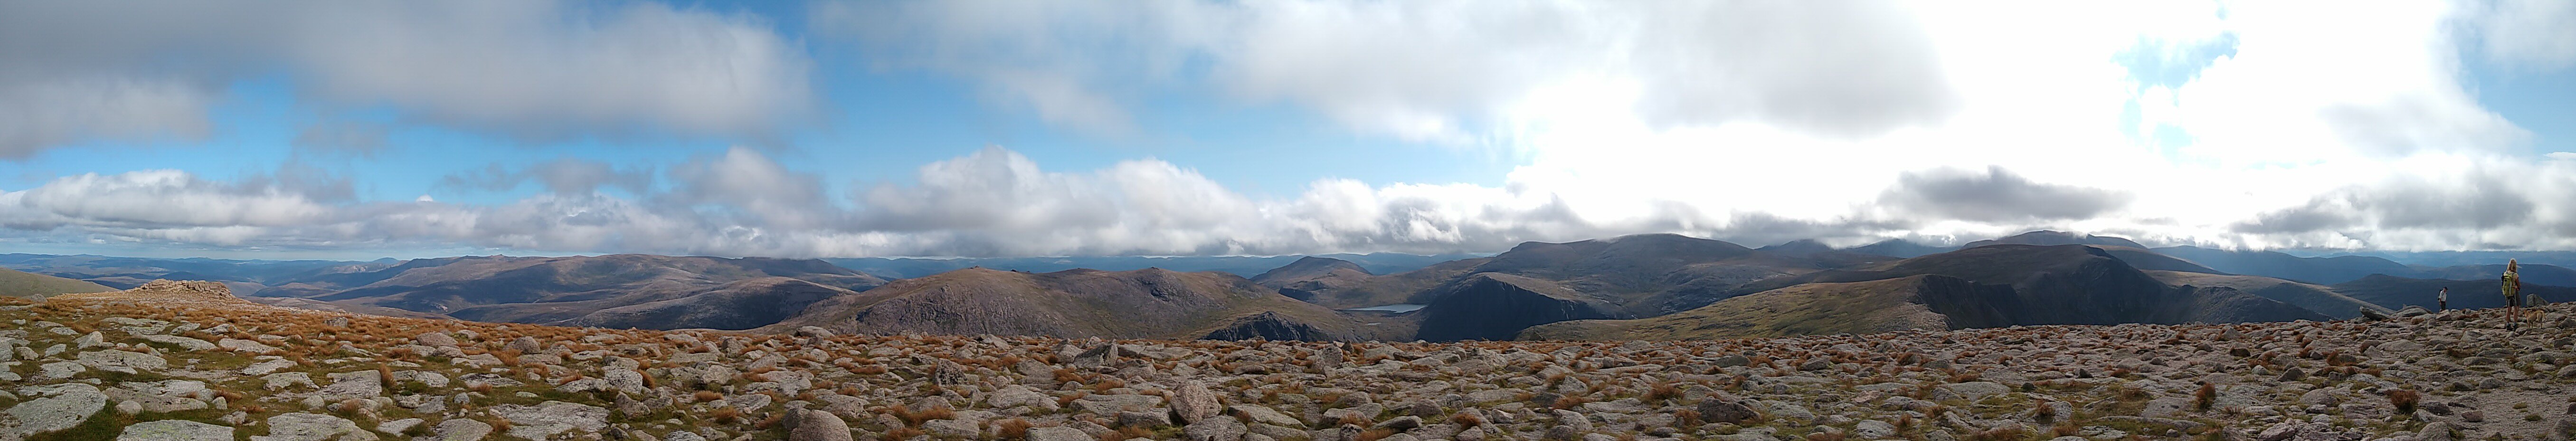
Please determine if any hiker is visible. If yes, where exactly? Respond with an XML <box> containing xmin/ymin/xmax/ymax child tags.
<box><xmin>2504</xmin><ymin>259</ymin><xmax>2522</xmax><ymax>331</ymax></box>
<box><xmin>2438</xmin><ymin>287</ymin><xmax>2448</xmax><ymax>312</ymax></box>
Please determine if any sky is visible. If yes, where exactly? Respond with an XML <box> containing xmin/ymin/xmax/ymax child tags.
<box><xmin>1</xmin><ymin>0</ymin><xmax>2574</xmax><ymax>260</ymax></box>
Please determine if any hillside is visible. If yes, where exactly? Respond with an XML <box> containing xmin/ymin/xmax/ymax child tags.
<box><xmin>759</xmin><ymin>268</ymin><xmax>1375</xmax><ymax>341</ymax></box>
<box><xmin>1519</xmin><ymin>275</ymin><xmax>1968</xmax><ymax>340</ymax></box>
<box><xmin>1271</xmin><ymin>233</ymin><xmax>1887</xmax><ymax>340</ymax></box>
<box><xmin>1959</xmin><ymin>230</ymin><xmax>2147</xmax><ymax>249</ymax></box>
<box><xmin>0</xmin><ymin>266</ymin><xmax>114</xmax><ymax>298</ymax></box>
<box><xmin>2150</xmin><ymin>246</ymin><xmax>2418</xmax><ymax>284</ymax></box>
<box><xmin>554</xmin><ymin>278</ymin><xmax>864</xmax><ymax>331</ymax></box>
<box><xmin>1248</xmin><ymin>256</ymin><xmax>1374</xmax><ymax>302</ymax></box>
<box><xmin>1530</xmin><ymin>245</ymin><xmax>2331</xmax><ymax>340</ymax></box>
<box><xmin>2142</xmin><ymin>270</ymin><xmax>2390</xmax><ymax>319</ymax></box>
<box><xmin>9</xmin><ymin>278</ymin><xmax>2568</xmax><ymax>441</ymax></box>
<box><xmin>262</xmin><ymin>254</ymin><xmax>886</xmax><ymax>330</ymax></box>
<box><xmin>1411</xmin><ymin>273</ymin><xmax>1626</xmax><ymax>341</ymax></box>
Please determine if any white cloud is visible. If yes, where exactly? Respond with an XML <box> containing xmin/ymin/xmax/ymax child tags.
<box><xmin>0</xmin><ymin>0</ymin><xmax>814</xmax><ymax>155</ymax></box>
<box><xmin>2472</xmin><ymin>0</ymin><xmax>2576</xmax><ymax>69</ymax></box>
<box><xmin>815</xmin><ymin>0</ymin><xmax>1961</xmax><ymax>142</ymax></box>
<box><xmin>10</xmin><ymin>1</ymin><xmax>2576</xmax><ymax>257</ymax></box>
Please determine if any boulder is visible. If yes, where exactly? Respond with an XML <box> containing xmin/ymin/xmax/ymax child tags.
<box><xmin>75</xmin><ymin>350</ymin><xmax>168</xmax><ymax>374</ymax></box>
<box><xmin>1695</xmin><ymin>398</ymin><xmax>1760</xmax><ymax>424</ymax></box>
<box><xmin>7</xmin><ymin>383</ymin><xmax>109</xmax><ymax>438</ymax></box>
<box><xmin>491</xmin><ymin>401</ymin><xmax>608</xmax><ymax>440</ymax></box>
<box><xmin>1170</xmin><ymin>381</ymin><xmax>1222</xmax><ymax>425</ymax></box>
<box><xmin>431</xmin><ymin>419</ymin><xmax>492</xmax><ymax>441</ymax></box>
<box><xmin>117</xmin><ymin>420</ymin><xmax>233</xmax><ymax>441</ymax></box>
<box><xmin>986</xmin><ymin>385</ymin><xmax>1061</xmax><ymax>412</ymax></box>
<box><xmin>220</xmin><ymin>338</ymin><xmax>283</xmax><ymax>354</ymax></box>
<box><xmin>785</xmin><ymin>409</ymin><xmax>853</xmax><ymax>441</ymax></box>
<box><xmin>1231</xmin><ymin>404</ymin><xmax>1305</xmax><ymax>428</ymax></box>
<box><xmin>414</xmin><ymin>332</ymin><xmax>459</xmax><ymax>348</ymax></box>
<box><xmin>505</xmin><ymin>336</ymin><xmax>542</xmax><ymax>354</ymax></box>
<box><xmin>137</xmin><ymin>335</ymin><xmax>216</xmax><ymax>352</ymax></box>
<box><xmin>252</xmin><ymin>413</ymin><xmax>371</xmax><ymax>441</ymax></box>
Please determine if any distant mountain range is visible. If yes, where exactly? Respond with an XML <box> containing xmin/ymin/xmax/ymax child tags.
<box><xmin>4</xmin><ymin>230</ymin><xmax>2566</xmax><ymax>341</ymax></box>
<box><xmin>822</xmin><ymin>253</ymin><xmax>1483</xmax><ymax>278</ymax></box>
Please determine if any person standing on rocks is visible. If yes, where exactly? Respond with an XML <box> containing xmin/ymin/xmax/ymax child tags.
<box><xmin>2439</xmin><ymin>287</ymin><xmax>2449</xmax><ymax>312</ymax></box>
<box><xmin>2504</xmin><ymin>259</ymin><xmax>2523</xmax><ymax>331</ymax></box>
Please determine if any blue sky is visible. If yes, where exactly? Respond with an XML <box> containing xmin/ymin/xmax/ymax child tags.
<box><xmin>1</xmin><ymin>0</ymin><xmax>2573</xmax><ymax>259</ymax></box>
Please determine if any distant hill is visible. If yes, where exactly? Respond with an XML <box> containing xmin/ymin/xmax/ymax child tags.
<box><xmin>2415</xmin><ymin>264</ymin><xmax>2576</xmax><ymax>288</ymax></box>
<box><xmin>759</xmin><ymin>268</ymin><xmax>1372</xmax><ymax>341</ymax></box>
<box><xmin>557</xmin><ymin>278</ymin><xmax>863</xmax><ymax>331</ymax></box>
<box><xmin>2329</xmin><ymin>274</ymin><xmax>2576</xmax><ymax>311</ymax></box>
<box><xmin>1842</xmin><ymin>239</ymin><xmax>1950</xmax><ymax>258</ymax></box>
<box><xmin>2150</xmin><ymin>246</ymin><xmax>2416</xmax><ymax>284</ymax></box>
<box><xmin>1249</xmin><ymin>257</ymin><xmax>1373</xmax><ymax>302</ymax></box>
<box><xmin>1525</xmin><ymin>244</ymin><xmax>2330</xmax><ymax>340</ymax></box>
<box><xmin>0</xmin><ymin>253</ymin><xmax>374</xmax><ymax>294</ymax></box>
<box><xmin>822</xmin><ymin>253</ymin><xmax>1480</xmax><ymax>279</ymax></box>
<box><xmin>265</xmin><ymin>254</ymin><xmax>887</xmax><ymax>330</ymax></box>
<box><xmin>1262</xmin><ymin>233</ymin><xmax>1893</xmax><ymax>341</ymax></box>
<box><xmin>0</xmin><ymin>267</ymin><xmax>114</xmax><ymax>299</ymax></box>
<box><xmin>1960</xmin><ymin>230</ymin><xmax>2147</xmax><ymax>249</ymax></box>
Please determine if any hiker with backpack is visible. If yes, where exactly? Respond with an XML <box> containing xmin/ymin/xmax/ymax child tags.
<box><xmin>2504</xmin><ymin>260</ymin><xmax>2523</xmax><ymax>331</ymax></box>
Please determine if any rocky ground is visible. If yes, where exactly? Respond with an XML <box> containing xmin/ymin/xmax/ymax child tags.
<box><xmin>3</xmin><ymin>280</ymin><xmax>2574</xmax><ymax>441</ymax></box>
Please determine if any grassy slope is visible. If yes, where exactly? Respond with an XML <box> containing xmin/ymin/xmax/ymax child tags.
<box><xmin>2145</xmin><ymin>270</ymin><xmax>2387</xmax><ymax>319</ymax></box>
<box><xmin>0</xmin><ymin>268</ymin><xmax>114</xmax><ymax>299</ymax></box>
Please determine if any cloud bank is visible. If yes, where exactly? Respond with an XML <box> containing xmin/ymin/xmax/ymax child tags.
<box><xmin>0</xmin><ymin>0</ymin><xmax>814</xmax><ymax>157</ymax></box>
<box><xmin>6</xmin><ymin>0</ymin><xmax>2576</xmax><ymax>258</ymax></box>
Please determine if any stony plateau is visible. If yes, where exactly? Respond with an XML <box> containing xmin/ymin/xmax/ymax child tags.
<box><xmin>1</xmin><ymin>279</ymin><xmax>2571</xmax><ymax>441</ymax></box>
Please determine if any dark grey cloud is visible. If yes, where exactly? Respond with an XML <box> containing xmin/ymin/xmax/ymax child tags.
<box><xmin>2233</xmin><ymin>175</ymin><xmax>2535</xmax><ymax>233</ymax></box>
<box><xmin>1878</xmin><ymin>166</ymin><xmax>2131</xmax><ymax>222</ymax></box>
<box><xmin>0</xmin><ymin>0</ymin><xmax>815</xmax><ymax>157</ymax></box>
